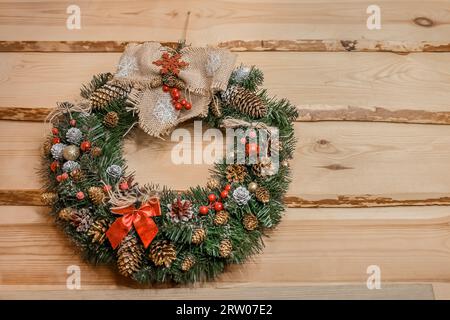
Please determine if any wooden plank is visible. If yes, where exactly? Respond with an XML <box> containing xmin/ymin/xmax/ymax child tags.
<box><xmin>1</xmin><ymin>206</ymin><xmax>450</xmax><ymax>287</ymax></box>
<box><xmin>2</xmin><ymin>40</ymin><xmax>450</xmax><ymax>53</ymax></box>
<box><xmin>2</xmin><ymin>120</ymin><xmax>450</xmax><ymax>207</ymax></box>
<box><xmin>0</xmin><ymin>284</ymin><xmax>435</xmax><ymax>300</ymax></box>
<box><xmin>2</xmin><ymin>52</ymin><xmax>450</xmax><ymax>115</ymax></box>
<box><xmin>0</xmin><ymin>1</ymin><xmax>449</xmax><ymax>45</ymax></box>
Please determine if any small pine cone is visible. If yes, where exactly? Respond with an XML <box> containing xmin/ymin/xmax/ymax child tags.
<box><xmin>243</xmin><ymin>214</ymin><xmax>258</xmax><ymax>231</ymax></box>
<box><xmin>221</xmin><ymin>86</ymin><xmax>267</xmax><ymax>119</ymax></box>
<box><xmin>163</xmin><ymin>75</ymin><xmax>186</xmax><ymax>90</ymax></box>
<box><xmin>149</xmin><ymin>240</ymin><xmax>177</xmax><ymax>268</ymax></box>
<box><xmin>255</xmin><ymin>187</ymin><xmax>270</xmax><ymax>204</ymax></box>
<box><xmin>90</xmin><ymin>83</ymin><xmax>130</xmax><ymax>110</ymax></box>
<box><xmin>181</xmin><ymin>256</ymin><xmax>196</xmax><ymax>272</ymax></box>
<box><xmin>88</xmin><ymin>186</ymin><xmax>105</xmax><ymax>205</ymax></box>
<box><xmin>117</xmin><ymin>234</ymin><xmax>144</xmax><ymax>277</ymax></box>
<box><xmin>150</xmin><ymin>76</ymin><xmax>163</xmax><ymax>88</ymax></box>
<box><xmin>206</xmin><ymin>178</ymin><xmax>221</xmax><ymax>190</ymax></box>
<box><xmin>225</xmin><ymin>164</ymin><xmax>247</xmax><ymax>183</ymax></box>
<box><xmin>58</xmin><ymin>207</ymin><xmax>75</xmax><ymax>221</ymax></box>
<box><xmin>104</xmin><ymin>111</ymin><xmax>119</xmax><ymax>128</ymax></box>
<box><xmin>219</xmin><ymin>239</ymin><xmax>232</xmax><ymax>258</ymax></box>
<box><xmin>91</xmin><ymin>146</ymin><xmax>102</xmax><ymax>157</ymax></box>
<box><xmin>191</xmin><ymin>228</ymin><xmax>206</xmax><ymax>245</ymax></box>
<box><xmin>214</xmin><ymin>210</ymin><xmax>230</xmax><ymax>226</ymax></box>
<box><xmin>41</xmin><ymin>192</ymin><xmax>58</xmax><ymax>206</ymax></box>
<box><xmin>70</xmin><ymin>169</ymin><xmax>84</xmax><ymax>182</ymax></box>
<box><xmin>87</xmin><ymin>219</ymin><xmax>109</xmax><ymax>244</ymax></box>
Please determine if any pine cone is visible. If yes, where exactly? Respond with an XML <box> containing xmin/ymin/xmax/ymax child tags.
<box><xmin>91</xmin><ymin>146</ymin><xmax>102</xmax><ymax>157</ymax></box>
<box><xmin>255</xmin><ymin>187</ymin><xmax>270</xmax><ymax>204</ymax></box>
<box><xmin>41</xmin><ymin>192</ymin><xmax>58</xmax><ymax>206</ymax></box>
<box><xmin>104</xmin><ymin>111</ymin><xmax>119</xmax><ymax>128</ymax></box>
<box><xmin>219</xmin><ymin>239</ymin><xmax>232</xmax><ymax>258</ymax></box>
<box><xmin>87</xmin><ymin>219</ymin><xmax>109</xmax><ymax>244</ymax></box>
<box><xmin>168</xmin><ymin>197</ymin><xmax>193</xmax><ymax>223</ymax></box>
<box><xmin>221</xmin><ymin>86</ymin><xmax>267</xmax><ymax>119</ymax></box>
<box><xmin>191</xmin><ymin>228</ymin><xmax>206</xmax><ymax>245</ymax></box>
<box><xmin>181</xmin><ymin>256</ymin><xmax>196</xmax><ymax>272</ymax></box>
<box><xmin>214</xmin><ymin>210</ymin><xmax>230</xmax><ymax>226</ymax></box>
<box><xmin>149</xmin><ymin>240</ymin><xmax>177</xmax><ymax>268</ymax></box>
<box><xmin>243</xmin><ymin>214</ymin><xmax>258</xmax><ymax>231</ymax></box>
<box><xmin>225</xmin><ymin>164</ymin><xmax>247</xmax><ymax>183</ymax></box>
<box><xmin>58</xmin><ymin>207</ymin><xmax>75</xmax><ymax>221</ymax></box>
<box><xmin>89</xmin><ymin>83</ymin><xmax>130</xmax><ymax>110</ymax></box>
<box><xmin>70</xmin><ymin>169</ymin><xmax>84</xmax><ymax>182</ymax></box>
<box><xmin>206</xmin><ymin>178</ymin><xmax>221</xmax><ymax>190</ymax></box>
<box><xmin>88</xmin><ymin>186</ymin><xmax>105</xmax><ymax>205</ymax></box>
<box><xmin>117</xmin><ymin>234</ymin><xmax>144</xmax><ymax>277</ymax></box>
<box><xmin>150</xmin><ymin>76</ymin><xmax>164</xmax><ymax>88</ymax></box>
<box><xmin>163</xmin><ymin>75</ymin><xmax>186</xmax><ymax>90</ymax></box>
<box><xmin>252</xmin><ymin>158</ymin><xmax>275</xmax><ymax>177</ymax></box>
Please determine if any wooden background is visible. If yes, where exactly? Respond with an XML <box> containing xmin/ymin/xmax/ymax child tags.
<box><xmin>1</xmin><ymin>0</ymin><xmax>450</xmax><ymax>299</ymax></box>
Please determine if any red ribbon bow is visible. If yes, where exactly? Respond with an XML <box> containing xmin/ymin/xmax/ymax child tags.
<box><xmin>106</xmin><ymin>198</ymin><xmax>161</xmax><ymax>249</ymax></box>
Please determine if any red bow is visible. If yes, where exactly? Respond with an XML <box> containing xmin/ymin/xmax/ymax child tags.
<box><xmin>106</xmin><ymin>198</ymin><xmax>161</xmax><ymax>249</ymax></box>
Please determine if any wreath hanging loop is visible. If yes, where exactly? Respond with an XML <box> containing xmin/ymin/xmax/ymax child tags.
<box><xmin>40</xmin><ymin>41</ymin><xmax>298</xmax><ymax>283</ymax></box>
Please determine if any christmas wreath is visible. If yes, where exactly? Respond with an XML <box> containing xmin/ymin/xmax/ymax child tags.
<box><xmin>40</xmin><ymin>42</ymin><xmax>297</xmax><ymax>284</ymax></box>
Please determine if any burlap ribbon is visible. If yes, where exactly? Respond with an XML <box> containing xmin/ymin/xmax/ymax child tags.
<box><xmin>112</xmin><ymin>42</ymin><xmax>237</xmax><ymax>137</ymax></box>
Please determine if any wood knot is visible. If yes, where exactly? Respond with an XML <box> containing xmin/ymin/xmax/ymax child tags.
<box><xmin>340</xmin><ymin>40</ymin><xmax>357</xmax><ymax>51</ymax></box>
<box><xmin>317</xmin><ymin>139</ymin><xmax>329</xmax><ymax>145</ymax></box>
<box><xmin>413</xmin><ymin>17</ymin><xmax>434</xmax><ymax>27</ymax></box>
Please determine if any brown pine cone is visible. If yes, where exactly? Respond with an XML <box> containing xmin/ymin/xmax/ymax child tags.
<box><xmin>191</xmin><ymin>228</ymin><xmax>206</xmax><ymax>245</ymax></box>
<box><xmin>58</xmin><ymin>207</ymin><xmax>76</xmax><ymax>221</ymax></box>
<box><xmin>206</xmin><ymin>178</ymin><xmax>221</xmax><ymax>190</ymax></box>
<box><xmin>149</xmin><ymin>240</ymin><xmax>177</xmax><ymax>268</ymax></box>
<box><xmin>103</xmin><ymin>111</ymin><xmax>119</xmax><ymax>128</ymax></box>
<box><xmin>41</xmin><ymin>192</ymin><xmax>58</xmax><ymax>206</ymax></box>
<box><xmin>214</xmin><ymin>210</ymin><xmax>230</xmax><ymax>226</ymax></box>
<box><xmin>219</xmin><ymin>239</ymin><xmax>232</xmax><ymax>258</ymax></box>
<box><xmin>88</xmin><ymin>186</ymin><xmax>105</xmax><ymax>205</ymax></box>
<box><xmin>87</xmin><ymin>219</ymin><xmax>109</xmax><ymax>244</ymax></box>
<box><xmin>91</xmin><ymin>146</ymin><xmax>102</xmax><ymax>157</ymax></box>
<box><xmin>150</xmin><ymin>76</ymin><xmax>163</xmax><ymax>88</ymax></box>
<box><xmin>243</xmin><ymin>214</ymin><xmax>259</xmax><ymax>231</ymax></box>
<box><xmin>221</xmin><ymin>86</ymin><xmax>267</xmax><ymax>119</ymax></box>
<box><xmin>117</xmin><ymin>234</ymin><xmax>144</xmax><ymax>277</ymax></box>
<box><xmin>163</xmin><ymin>75</ymin><xmax>186</xmax><ymax>90</ymax></box>
<box><xmin>181</xmin><ymin>256</ymin><xmax>196</xmax><ymax>272</ymax></box>
<box><xmin>255</xmin><ymin>187</ymin><xmax>270</xmax><ymax>203</ymax></box>
<box><xmin>225</xmin><ymin>164</ymin><xmax>247</xmax><ymax>183</ymax></box>
<box><xmin>90</xmin><ymin>83</ymin><xmax>130</xmax><ymax>110</ymax></box>
<box><xmin>70</xmin><ymin>169</ymin><xmax>84</xmax><ymax>182</ymax></box>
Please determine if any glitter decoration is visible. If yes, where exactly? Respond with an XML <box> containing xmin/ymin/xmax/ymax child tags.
<box><xmin>232</xmin><ymin>66</ymin><xmax>251</xmax><ymax>83</ymax></box>
<box><xmin>153</xmin><ymin>94</ymin><xmax>178</xmax><ymax>126</ymax></box>
<box><xmin>50</xmin><ymin>143</ymin><xmax>66</xmax><ymax>160</ymax></box>
<box><xmin>66</xmin><ymin>127</ymin><xmax>83</xmax><ymax>145</ymax></box>
<box><xmin>106</xmin><ymin>164</ymin><xmax>123</xmax><ymax>179</ymax></box>
<box><xmin>232</xmin><ymin>186</ymin><xmax>251</xmax><ymax>205</ymax></box>
<box><xmin>205</xmin><ymin>52</ymin><xmax>221</xmax><ymax>77</ymax></box>
<box><xmin>116</xmin><ymin>55</ymin><xmax>138</xmax><ymax>77</ymax></box>
<box><xmin>62</xmin><ymin>160</ymin><xmax>80</xmax><ymax>173</ymax></box>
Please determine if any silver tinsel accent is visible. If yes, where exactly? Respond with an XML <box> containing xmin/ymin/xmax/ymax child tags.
<box><xmin>106</xmin><ymin>164</ymin><xmax>123</xmax><ymax>179</ymax></box>
<box><xmin>153</xmin><ymin>94</ymin><xmax>178</xmax><ymax>125</ymax></box>
<box><xmin>62</xmin><ymin>160</ymin><xmax>80</xmax><ymax>172</ymax></box>
<box><xmin>232</xmin><ymin>186</ymin><xmax>251</xmax><ymax>205</ymax></box>
<box><xmin>50</xmin><ymin>143</ymin><xmax>66</xmax><ymax>160</ymax></box>
<box><xmin>116</xmin><ymin>55</ymin><xmax>138</xmax><ymax>77</ymax></box>
<box><xmin>206</xmin><ymin>52</ymin><xmax>221</xmax><ymax>77</ymax></box>
<box><xmin>167</xmin><ymin>200</ymin><xmax>194</xmax><ymax>223</ymax></box>
<box><xmin>232</xmin><ymin>66</ymin><xmax>251</xmax><ymax>83</ymax></box>
<box><xmin>66</xmin><ymin>127</ymin><xmax>83</xmax><ymax>145</ymax></box>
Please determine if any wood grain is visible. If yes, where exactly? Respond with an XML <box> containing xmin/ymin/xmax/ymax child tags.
<box><xmin>2</xmin><ymin>52</ymin><xmax>450</xmax><ymax>113</ymax></box>
<box><xmin>1</xmin><ymin>206</ymin><xmax>450</xmax><ymax>288</ymax></box>
<box><xmin>0</xmin><ymin>1</ymin><xmax>449</xmax><ymax>44</ymax></box>
<box><xmin>2</xmin><ymin>120</ymin><xmax>450</xmax><ymax>207</ymax></box>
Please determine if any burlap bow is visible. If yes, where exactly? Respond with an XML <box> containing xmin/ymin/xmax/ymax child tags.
<box><xmin>112</xmin><ymin>42</ymin><xmax>237</xmax><ymax>137</ymax></box>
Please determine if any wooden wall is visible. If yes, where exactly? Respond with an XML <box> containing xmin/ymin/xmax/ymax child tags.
<box><xmin>1</xmin><ymin>0</ymin><xmax>450</xmax><ymax>299</ymax></box>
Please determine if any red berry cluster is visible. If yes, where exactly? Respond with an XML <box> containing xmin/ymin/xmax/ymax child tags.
<box><xmin>199</xmin><ymin>184</ymin><xmax>231</xmax><ymax>215</ymax></box>
<box><xmin>162</xmin><ymin>85</ymin><xmax>192</xmax><ymax>111</ymax></box>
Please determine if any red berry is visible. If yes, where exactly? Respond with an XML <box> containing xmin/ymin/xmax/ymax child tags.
<box><xmin>224</xmin><ymin>184</ymin><xmax>231</xmax><ymax>191</ymax></box>
<box><xmin>214</xmin><ymin>202</ymin><xmax>224</xmax><ymax>211</ymax></box>
<box><xmin>171</xmin><ymin>88</ymin><xmax>180</xmax><ymax>100</ymax></box>
<box><xmin>103</xmin><ymin>184</ymin><xmax>112</xmax><ymax>192</ymax></box>
<box><xmin>52</xmin><ymin>137</ymin><xmax>60</xmax><ymax>144</ymax></box>
<box><xmin>180</xmin><ymin>99</ymin><xmax>187</xmax><ymax>106</ymax></box>
<box><xmin>69</xmin><ymin>119</ymin><xmax>77</xmax><ymax>127</ymax></box>
<box><xmin>208</xmin><ymin>193</ymin><xmax>217</xmax><ymax>202</ymax></box>
<box><xmin>56</xmin><ymin>175</ymin><xmax>62</xmax><ymax>182</ymax></box>
<box><xmin>76</xmin><ymin>191</ymin><xmax>85</xmax><ymax>200</ymax></box>
<box><xmin>240</xmin><ymin>137</ymin><xmax>247</xmax><ymax>144</ymax></box>
<box><xmin>174</xmin><ymin>102</ymin><xmax>183</xmax><ymax>111</ymax></box>
<box><xmin>249</xmin><ymin>130</ymin><xmax>257</xmax><ymax>138</ymax></box>
<box><xmin>245</xmin><ymin>143</ymin><xmax>259</xmax><ymax>155</ymax></box>
<box><xmin>50</xmin><ymin>161</ymin><xmax>59</xmax><ymax>172</ymax></box>
<box><xmin>80</xmin><ymin>141</ymin><xmax>91</xmax><ymax>152</ymax></box>
<box><xmin>220</xmin><ymin>190</ymin><xmax>228</xmax><ymax>198</ymax></box>
<box><xmin>51</xmin><ymin>127</ymin><xmax>59</xmax><ymax>135</ymax></box>
<box><xmin>199</xmin><ymin>205</ymin><xmax>209</xmax><ymax>215</ymax></box>
<box><xmin>61</xmin><ymin>172</ymin><xmax>69</xmax><ymax>180</ymax></box>
<box><xmin>184</xmin><ymin>102</ymin><xmax>192</xmax><ymax>110</ymax></box>
<box><xmin>119</xmin><ymin>181</ymin><xmax>129</xmax><ymax>190</ymax></box>
<box><xmin>162</xmin><ymin>85</ymin><xmax>170</xmax><ymax>92</ymax></box>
